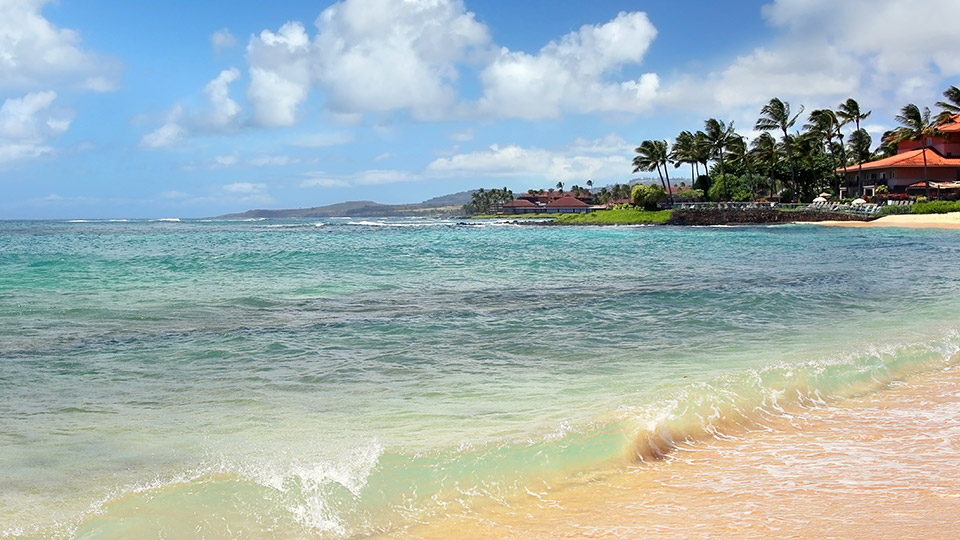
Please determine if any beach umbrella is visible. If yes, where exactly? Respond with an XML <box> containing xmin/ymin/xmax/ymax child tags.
<box><xmin>819</xmin><ymin>192</ymin><xmax>832</xmax><ymax>198</ymax></box>
<box><xmin>813</xmin><ymin>196</ymin><xmax>827</xmax><ymax>203</ymax></box>
<box><xmin>851</xmin><ymin>198</ymin><xmax>867</xmax><ymax>205</ymax></box>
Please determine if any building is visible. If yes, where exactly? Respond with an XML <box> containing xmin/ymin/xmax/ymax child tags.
<box><xmin>544</xmin><ymin>196</ymin><xmax>591</xmax><ymax>213</ymax></box>
<box><xmin>842</xmin><ymin>115</ymin><xmax>960</xmax><ymax>197</ymax></box>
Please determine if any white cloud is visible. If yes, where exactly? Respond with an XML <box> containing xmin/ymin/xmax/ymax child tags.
<box><xmin>427</xmin><ymin>135</ymin><xmax>632</xmax><ymax>183</ymax></box>
<box><xmin>141</xmin><ymin>67</ymin><xmax>243</xmax><ymax>146</ymax></box>
<box><xmin>211</xmin><ymin>28</ymin><xmax>237</xmax><ymax>54</ymax></box>
<box><xmin>140</xmin><ymin>121</ymin><xmax>185</xmax><ymax>149</ymax></box>
<box><xmin>478</xmin><ymin>11</ymin><xmax>659</xmax><ymax>119</ymax></box>
<box><xmin>660</xmin><ymin>0</ymin><xmax>960</xmax><ymax>116</ymax></box>
<box><xmin>202</xmin><ymin>68</ymin><xmax>242</xmax><ymax>129</ymax></box>
<box><xmin>245</xmin><ymin>22</ymin><xmax>312</xmax><ymax>127</ymax></box>
<box><xmin>244</xmin><ymin>0</ymin><xmax>490</xmax><ymax>124</ymax></box>
<box><xmin>0</xmin><ymin>90</ymin><xmax>72</xmax><ymax>164</ymax></box>
<box><xmin>221</xmin><ymin>182</ymin><xmax>273</xmax><ymax>205</ymax></box>
<box><xmin>0</xmin><ymin>0</ymin><xmax>119</xmax><ymax>91</ymax></box>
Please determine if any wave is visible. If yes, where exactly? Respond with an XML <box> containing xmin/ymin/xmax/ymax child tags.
<box><xmin>152</xmin><ymin>218</ymin><xmax>181</xmax><ymax>222</ymax></box>
<box><xmin>36</xmin><ymin>335</ymin><xmax>960</xmax><ymax>539</ymax></box>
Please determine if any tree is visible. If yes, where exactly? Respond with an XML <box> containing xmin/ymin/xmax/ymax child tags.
<box><xmin>671</xmin><ymin>130</ymin><xmax>699</xmax><ymax>186</ymax></box>
<box><xmin>556</xmin><ymin>181</ymin><xmax>564</xmax><ymax>192</ymax></box>
<box><xmin>836</xmin><ymin>98</ymin><xmax>871</xmax><ymax>196</ymax></box>
<box><xmin>633</xmin><ymin>139</ymin><xmax>674</xmax><ymax>201</ymax></box>
<box><xmin>847</xmin><ymin>129</ymin><xmax>873</xmax><ymax>174</ymax></box>
<box><xmin>702</xmin><ymin>119</ymin><xmax>738</xmax><ymax>200</ymax></box>
<box><xmin>465</xmin><ymin>187</ymin><xmax>514</xmax><ymax>215</ymax></box>
<box><xmin>936</xmin><ymin>85</ymin><xmax>960</xmax><ymax>123</ymax></box>
<box><xmin>755</xmin><ymin>98</ymin><xmax>804</xmax><ymax>200</ymax></box>
<box><xmin>631</xmin><ymin>183</ymin><xmax>666</xmax><ymax>210</ymax></box>
<box><xmin>894</xmin><ymin>103</ymin><xmax>939</xmax><ymax>198</ymax></box>
<box><xmin>805</xmin><ymin>108</ymin><xmax>845</xmax><ymax>194</ymax></box>
<box><xmin>750</xmin><ymin>132</ymin><xmax>779</xmax><ymax>198</ymax></box>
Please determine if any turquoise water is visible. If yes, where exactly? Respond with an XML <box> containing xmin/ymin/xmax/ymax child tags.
<box><xmin>2</xmin><ymin>218</ymin><xmax>960</xmax><ymax>538</ymax></box>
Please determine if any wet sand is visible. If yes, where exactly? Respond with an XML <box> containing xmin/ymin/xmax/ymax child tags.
<box><xmin>397</xmin><ymin>364</ymin><xmax>960</xmax><ymax>539</ymax></box>
<box><xmin>817</xmin><ymin>212</ymin><xmax>960</xmax><ymax>229</ymax></box>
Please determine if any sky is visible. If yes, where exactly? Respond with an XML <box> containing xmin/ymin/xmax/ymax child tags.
<box><xmin>3</xmin><ymin>0</ymin><xmax>960</xmax><ymax>219</ymax></box>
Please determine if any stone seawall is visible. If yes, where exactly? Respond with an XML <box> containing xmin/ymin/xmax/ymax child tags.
<box><xmin>667</xmin><ymin>208</ymin><xmax>873</xmax><ymax>226</ymax></box>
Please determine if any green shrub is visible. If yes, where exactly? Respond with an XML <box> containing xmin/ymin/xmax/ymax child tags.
<box><xmin>910</xmin><ymin>200</ymin><xmax>960</xmax><ymax>214</ymax></box>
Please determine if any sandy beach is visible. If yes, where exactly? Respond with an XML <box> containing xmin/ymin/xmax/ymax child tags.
<box><xmin>817</xmin><ymin>211</ymin><xmax>960</xmax><ymax>229</ymax></box>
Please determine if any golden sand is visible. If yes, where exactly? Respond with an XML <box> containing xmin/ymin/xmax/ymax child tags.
<box><xmin>817</xmin><ymin>212</ymin><xmax>960</xmax><ymax>229</ymax></box>
<box><xmin>394</xmin><ymin>366</ymin><xmax>960</xmax><ymax>539</ymax></box>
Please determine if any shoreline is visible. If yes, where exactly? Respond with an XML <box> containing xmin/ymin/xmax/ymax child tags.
<box><xmin>399</xmin><ymin>360</ymin><xmax>960</xmax><ymax>539</ymax></box>
<box><xmin>814</xmin><ymin>211</ymin><xmax>960</xmax><ymax>229</ymax></box>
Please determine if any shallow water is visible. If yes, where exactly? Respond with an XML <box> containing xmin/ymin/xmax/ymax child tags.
<box><xmin>1</xmin><ymin>218</ymin><xmax>959</xmax><ymax>538</ymax></box>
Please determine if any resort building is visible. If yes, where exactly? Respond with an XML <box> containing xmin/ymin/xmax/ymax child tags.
<box><xmin>842</xmin><ymin>116</ymin><xmax>960</xmax><ymax>198</ymax></box>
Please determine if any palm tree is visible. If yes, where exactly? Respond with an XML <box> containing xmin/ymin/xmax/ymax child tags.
<box><xmin>556</xmin><ymin>181</ymin><xmax>564</xmax><ymax>192</ymax></box>
<box><xmin>836</xmin><ymin>99</ymin><xmax>871</xmax><ymax>196</ymax></box>
<box><xmin>894</xmin><ymin>103</ymin><xmax>939</xmax><ymax>198</ymax></box>
<box><xmin>671</xmin><ymin>130</ymin><xmax>699</xmax><ymax>186</ymax></box>
<box><xmin>755</xmin><ymin>98</ymin><xmax>803</xmax><ymax>200</ymax></box>
<box><xmin>633</xmin><ymin>139</ymin><xmax>674</xmax><ymax>201</ymax></box>
<box><xmin>847</xmin><ymin>129</ymin><xmax>873</xmax><ymax>177</ymax></box>
<box><xmin>805</xmin><ymin>108</ymin><xmax>845</xmax><ymax>193</ymax></box>
<box><xmin>702</xmin><ymin>119</ymin><xmax>738</xmax><ymax>200</ymax></box>
<box><xmin>750</xmin><ymin>132</ymin><xmax>779</xmax><ymax>198</ymax></box>
<box><xmin>936</xmin><ymin>85</ymin><xmax>960</xmax><ymax>123</ymax></box>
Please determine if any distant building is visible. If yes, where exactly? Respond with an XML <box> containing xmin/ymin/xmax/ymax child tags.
<box><xmin>842</xmin><ymin>115</ymin><xmax>960</xmax><ymax>198</ymax></box>
<box><xmin>545</xmin><ymin>196</ymin><xmax>591</xmax><ymax>213</ymax></box>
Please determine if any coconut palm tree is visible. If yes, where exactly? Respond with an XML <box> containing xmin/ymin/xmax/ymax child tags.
<box><xmin>805</xmin><ymin>108</ymin><xmax>845</xmax><ymax>193</ymax></box>
<box><xmin>936</xmin><ymin>85</ymin><xmax>960</xmax><ymax>123</ymax></box>
<box><xmin>633</xmin><ymin>139</ymin><xmax>674</xmax><ymax>201</ymax></box>
<box><xmin>847</xmin><ymin>129</ymin><xmax>873</xmax><ymax>177</ymax></box>
<box><xmin>670</xmin><ymin>130</ymin><xmax>699</xmax><ymax>186</ymax></box>
<box><xmin>894</xmin><ymin>103</ymin><xmax>939</xmax><ymax>198</ymax></box>
<box><xmin>836</xmin><ymin>99</ymin><xmax>871</xmax><ymax>196</ymax></box>
<box><xmin>750</xmin><ymin>132</ymin><xmax>779</xmax><ymax>198</ymax></box>
<box><xmin>702</xmin><ymin>119</ymin><xmax>738</xmax><ymax>200</ymax></box>
<box><xmin>755</xmin><ymin>98</ymin><xmax>804</xmax><ymax>200</ymax></box>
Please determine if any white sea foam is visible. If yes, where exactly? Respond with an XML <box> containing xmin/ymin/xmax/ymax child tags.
<box><xmin>153</xmin><ymin>218</ymin><xmax>181</xmax><ymax>222</ymax></box>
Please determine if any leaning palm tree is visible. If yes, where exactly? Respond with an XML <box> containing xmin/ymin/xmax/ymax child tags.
<box><xmin>702</xmin><ymin>119</ymin><xmax>738</xmax><ymax>199</ymax></box>
<box><xmin>670</xmin><ymin>130</ymin><xmax>698</xmax><ymax>186</ymax></box>
<box><xmin>806</xmin><ymin>108</ymin><xmax>845</xmax><ymax>193</ymax></box>
<box><xmin>894</xmin><ymin>104</ymin><xmax>939</xmax><ymax>198</ymax></box>
<box><xmin>755</xmin><ymin>98</ymin><xmax>803</xmax><ymax>200</ymax></box>
<box><xmin>633</xmin><ymin>140</ymin><xmax>674</xmax><ymax>200</ymax></box>
<box><xmin>836</xmin><ymin>99</ymin><xmax>871</xmax><ymax>196</ymax></box>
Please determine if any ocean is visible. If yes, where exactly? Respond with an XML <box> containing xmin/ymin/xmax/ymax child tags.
<box><xmin>2</xmin><ymin>217</ymin><xmax>959</xmax><ymax>538</ymax></box>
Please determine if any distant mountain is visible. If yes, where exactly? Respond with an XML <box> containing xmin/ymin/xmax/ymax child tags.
<box><xmin>216</xmin><ymin>190</ymin><xmax>477</xmax><ymax>219</ymax></box>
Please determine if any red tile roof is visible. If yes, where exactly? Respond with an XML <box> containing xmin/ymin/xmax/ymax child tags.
<box><xmin>503</xmin><ymin>199</ymin><xmax>537</xmax><ymax>207</ymax></box>
<box><xmin>844</xmin><ymin>147</ymin><xmax>960</xmax><ymax>172</ymax></box>
<box><xmin>546</xmin><ymin>196</ymin><xmax>590</xmax><ymax>208</ymax></box>
<box><xmin>940</xmin><ymin>114</ymin><xmax>960</xmax><ymax>133</ymax></box>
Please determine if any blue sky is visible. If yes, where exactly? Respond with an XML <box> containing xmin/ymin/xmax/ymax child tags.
<box><xmin>3</xmin><ymin>0</ymin><xmax>960</xmax><ymax>219</ymax></box>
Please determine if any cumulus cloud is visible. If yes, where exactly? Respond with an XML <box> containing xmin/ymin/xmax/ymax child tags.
<box><xmin>210</xmin><ymin>28</ymin><xmax>237</xmax><ymax>54</ymax></box>
<box><xmin>245</xmin><ymin>22</ymin><xmax>313</xmax><ymax>127</ymax></box>
<box><xmin>660</xmin><ymin>0</ymin><xmax>960</xmax><ymax>115</ymax></box>
<box><xmin>141</xmin><ymin>68</ymin><xmax>243</xmax><ymax>147</ymax></box>
<box><xmin>202</xmin><ymin>68</ymin><xmax>242</xmax><ymax>129</ymax></box>
<box><xmin>0</xmin><ymin>90</ymin><xmax>72</xmax><ymax>164</ymax></box>
<box><xmin>478</xmin><ymin>11</ymin><xmax>659</xmax><ymax>119</ymax></box>
<box><xmin>427</xmin><ymin>134</ymin><xmax>632</xmax><ymax>183</ymax></box>
<box><xmin>245</xmin><ymin>0</ymin><xmax>490</xmax><ymax>124</ymax></box>
<box><xmin>0</xmin><ymin>0</ymin><xmax>119</xmax><ymax>91</ymax></box>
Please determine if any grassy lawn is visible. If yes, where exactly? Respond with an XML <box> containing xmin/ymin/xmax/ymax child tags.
<box><xmin>554</xmin><ymin>208</ymin><xmax>672</xmax><ymax>225</ymax></box>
